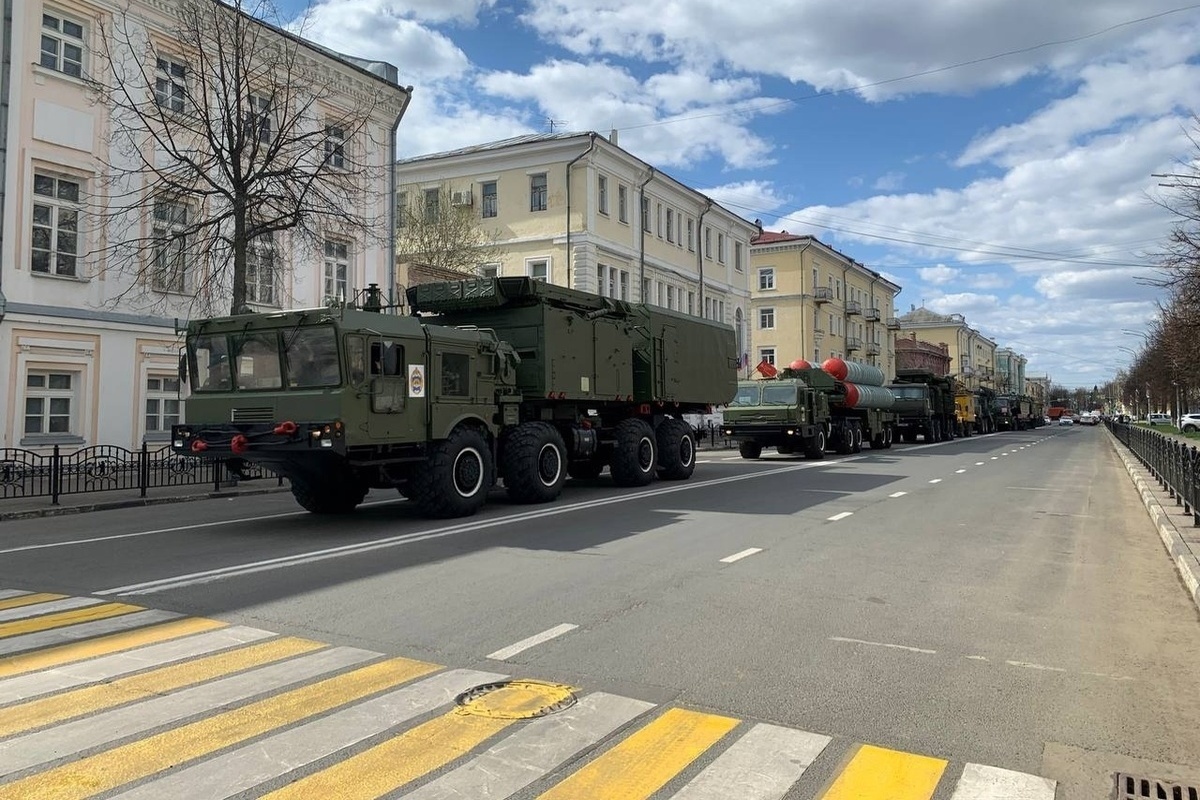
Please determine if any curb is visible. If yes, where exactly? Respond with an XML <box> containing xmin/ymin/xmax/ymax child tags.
<box><xmin>0</xmin><ymin>485</ymin><xmax>290</xmax><ymax>522</ymax></box>
<box><xmin>1105</xmin><ymin>429</ymin><xmax>1200</xmax><ymax>614</ymax></box>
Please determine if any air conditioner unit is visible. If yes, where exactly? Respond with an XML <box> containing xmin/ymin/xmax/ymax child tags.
<box><xmin>451</xmin><ymin>190</ymin><xmax>473</xmax><ymax>207</ymax></box>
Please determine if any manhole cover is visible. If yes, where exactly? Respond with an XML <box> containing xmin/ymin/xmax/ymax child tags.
<box><xmin>454</xmin><ymin>680</ymin><xmax>577</xmax><ymax>719</ymax></box>
<box><xmin>1115</xmin><ymin>772</ymin><xmax>1199</xmax><ymax>800</ymax></box>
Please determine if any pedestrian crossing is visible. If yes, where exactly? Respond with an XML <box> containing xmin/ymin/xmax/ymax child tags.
<box><xmin>0</xmin><ymin>588</ymin><xmax>1058</xmax><ymax>799</ymax></box>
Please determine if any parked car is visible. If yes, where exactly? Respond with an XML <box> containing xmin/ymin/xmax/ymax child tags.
<box><xmin>1078</xmin><ymin>413</ymin><xmax>1099</xmax><ymax>426</ymax></box>
<box><xmin>1180</xmin><ymin>413</ymin><xmax>1200</xmax><ymax>433</ymax></box>
<box><xmin>1058</xmin><ymin>417</ymin><xmax>1074</xmax><ymax>426</ymax></box>
<box><xmin>1146</xmin><ymin>413</ymin><xmax>1173</xmax><ymax>426</ymax></box>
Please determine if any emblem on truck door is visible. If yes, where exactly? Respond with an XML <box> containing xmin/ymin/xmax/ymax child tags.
<box><xmin>408</xmin><ymin>364</ymin><xmax>425</xmax><ymax>398</ymax></box>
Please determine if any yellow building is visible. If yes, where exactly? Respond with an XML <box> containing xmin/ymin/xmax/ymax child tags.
<box><xmin>895</xmin><ymin>307</ymin><xmax>997</xmax><ymax>388</ymax></box>
<box><xmin>394</xmin><ymin>131</ymin><xmax>755</xmax><ymax>361</ymax></box>
<box><xmin>748</xmin><ymin>232</ymin><xmax>902</xmax><ymax>378</ymax></box>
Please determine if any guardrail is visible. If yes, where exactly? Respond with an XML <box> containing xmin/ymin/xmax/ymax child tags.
<box><xmin>1107</xmin><ymin>420</ymin><xmax>1200</xmax><ymax>526</ymax></box>
<box><xmin>0</xmin><ymin>444</ymin><xmax>280</xmax><ymax>504</ymax></box>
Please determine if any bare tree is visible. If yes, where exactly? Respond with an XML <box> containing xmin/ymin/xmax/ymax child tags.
<box><xmin>396</xmin><ymin>182</ymin><xmax>507</xmax><ymax>277</ymax></box>
<box><xmin>90</xmin><ymin>0</ymin><xmax>401</xmax><ymax>315</ymax></box>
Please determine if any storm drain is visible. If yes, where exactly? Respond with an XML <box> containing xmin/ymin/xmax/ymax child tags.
<box><xmin>1115</xmin><ymin>773</ymin><xmax>1199</xmax><ymax>800</ymax></box>
<box><xmin>454</xmin><ymin>680</ymin><xmax>577</xmax><ymax>720</ymax></box>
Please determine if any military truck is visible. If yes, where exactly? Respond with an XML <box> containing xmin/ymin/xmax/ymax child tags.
<box><xmin>888</xmin><ymin>369</ymin><xmax>957</xmax><ymax>443</ymax></box>
<box><xmin>171</xmin><ymin>277</ymin><xmax>737</xmax><ymax>519</ymax></box>
<box><xmin>954</xmin><ymin>389</ymin><xmax>978</xmax><ymax>437</ymax></box>
<box><xmin>995</xmin><ymin>393</ymin><xmax>1039</xmax><ymax>430</ymax></box>
<box><xmin>722</xmin><ymin>358</ymin><xmax>895</xmax><ymax>459</ymax></box>
<box><xmin>975</xmin><ymin>387</ymin><xmax>998</xmax><ymax>434</ymax></box>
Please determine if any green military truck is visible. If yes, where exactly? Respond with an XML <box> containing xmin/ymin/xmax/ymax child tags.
<box><xmin>888</xmin><ymin>369</ymin><xmax>958</xmax><ymax>443</ymax></box>
<box><xmin>722</xmin><ymin>358</ymin><xmax>896</xmax><ymax>459</ymax></box>
<box><xmin>171</xmin><ymin>277</ymin><xmax>737</xmax><ymax>519</ymax></box>
<box><xmin>995</xmin><ymin>393</ymin><xmax>1040</xmax><ymax>430</ymax></box>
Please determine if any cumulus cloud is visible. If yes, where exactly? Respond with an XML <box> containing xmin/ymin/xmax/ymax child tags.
<box><xmin>873</xmin><ymin>171</ymin><xmax>905</xmax><ymax>191</ymax></box>
<box><xmin>698</xmin><ymin>181</ymin><xmax>790</xmax><ymax>216</ymax></box>
<box><xmin>918</xmin><ymin>265</ymin><xmax>960</xmax><ymax>285</ymax></box>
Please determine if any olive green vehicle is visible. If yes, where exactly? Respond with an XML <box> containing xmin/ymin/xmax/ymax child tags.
<box><xmin>171</xmin><ymin>277</ymin><xmax>737</xmax><ymax>519</ymax></box>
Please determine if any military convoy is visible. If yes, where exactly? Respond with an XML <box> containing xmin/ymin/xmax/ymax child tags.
<box><xmin>172</xmin><ymin>277</ymin><xmax>737</xmax><ymax>519</ymax></box>
<box><xmin>888</xmin><ymin>369</ymin><xmax>959</xmax><ymax>443</ymax></box>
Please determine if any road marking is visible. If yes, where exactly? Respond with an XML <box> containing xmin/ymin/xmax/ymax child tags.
<box><xmin>0</xmin><ymin>595</ymin><xmax>104</xmax><ymax>622</ymax></box>
<box><xmin>0</xmin><ymin>592</ymin><xmax>66</xmax><ymax>612</ymax></box>
<box><xmin>828</xmin><ymin>512</ymin><xmax>854</xmax><ymax>521</ymax></box>
<box><xmin>821</xmin><ymin>743</ymin><xmax>947</xmax><ymax>799</ymax></box>
<box><xmin>955</xmin><ymin>469</ymin><xmax>967</xmax><ymax>474</ymax></box>
<box><xmin>672</xmin><ymin>722</ymin><xmax>831</xmax><ymax>799</ymax></box>
<box><xmin>0</xmin><ymin>603</ymin><xmax>144</xmax><ymax>640</ymax></box>
<box><xmin>1006</xmin><ymin>487</ymin><xmax>1055</xmax><ymax>491</ymax></box>
<box><xmin>829</xmin><ymin>637</ymin><xmax>937</xmax><ymax>655</ymax></box>
<box><xmin>889</xmin><ymin>491</ymin><xmax>908</xmax><ymax>498</ymax></box>
<box><xmin>487</xmin><ymin>623</ymin><xmax>579</xmax><ymax>660</ymax></box>
<box><xmin>0</xmin><ymin>610</ymin><xmax>182</xmax><ymax>658</ymax></box>
<box><xmin>990</xmin><ymin>456</ymin><xmax>999</xmax><ymax>460</ymax></box>
<box><xmin>720</xmin><ymin>547</ymin><xmax>763</xmax><ymax>563</ymax></box>
<box><xmin>950</xmin><ymin>763</ymin><xmax>1057</xmax><ymax>799</ymax></box>
<box><xmin>975</xmin><ymin>462</ymin><xmax>985</xmax><ymax>465</ymax></box>
<box><xmin>721</xmin><ymin>456</ymin><xmax>742</xmax><ymax>460</ymax></box>
<box><xmin>966</xmin><ymin>655</ymin><xmax>989</xmax><ymax>661</ymax></box>
<box><xmin>929</xmin><ymin>479</ymin><xmax>942</xmax><ymax>484</ymax></box>
<box><xmin>1004</xmin><ymin>660</ymin><xmax>1066</xmax><ymax>673</ymax></box>
<box><xmin>536</xmin><ymin>707</ymin><xmax>739</xmax><ymax>800</ymax></box>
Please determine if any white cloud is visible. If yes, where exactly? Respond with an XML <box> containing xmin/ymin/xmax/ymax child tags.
<box><xmin>966</xmin><ymin>272</ymin><xmax>1011</xmax><ymax>290</ymax></box>
<box><xmin>698</xmin><ymin>181</ymin><xmax>790</xmax><ymax>216</ymax></box>
<box><xmin>918</xmin><ymin>265</ymin><xmax>960</xmax><ymax>285</ymax></box>
<box><xmin>873</xmin><ymin>171</ymin><xmax>905</xmax><ymax>191</ymax></box>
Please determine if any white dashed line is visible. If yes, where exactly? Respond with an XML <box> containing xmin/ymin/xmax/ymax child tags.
<box><xmin>975</xmin><ymin>462</ymin><xmax>985</xmax><ymax>465</ymax></box>
<box><xmin>720</xmin><ymin>547</ymin><xmax>764</xmax><ymax>564</ymax></box>
<box><xmin>929</xmin><ymin>479</ymin><xmax>942</xmax><ymax>484</ymax></box>
<box><xmin>487</xmin><ymin>624</ymin><xmax>579</xmax><ymax>660</ymax></box>
<box><xmin>827</xmin><ymin>511</ymin><xmax>854</xmax><ymax>521</ymax></box>
<box><xmin>991</xmin><ymin>457</ymin><xmax>999</xmax><ymax>460</ymax></box>
<box><xmin>830</xmin><ymin>636</ymin><xmax>937</xmax><ymax>655</ymax></box>
<box><xmin>888</xmin><ymin>491</ymin><xmax>908</xmax><ymax>498</ymax></box>
<box><xmin>955</xmin><ymin>469</ymin><xmax>967</xmax><ymax>474</ymax></box>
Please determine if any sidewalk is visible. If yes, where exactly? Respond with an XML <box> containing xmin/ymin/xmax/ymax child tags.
<box><xmin>0</xmin><ymin>479</ymin><xmax>292</xmax><ymax>522</ymax></box>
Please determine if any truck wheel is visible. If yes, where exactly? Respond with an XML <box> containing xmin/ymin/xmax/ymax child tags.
<box><xmin>502</xmin><ymin>422</ymin><xmax>568</xmax><ymax>504</ymax></box>
<box><xmin>870</xmin><ymin>430</ymin><xmax>885</xmax><ymax>449</ymax></box>
<box><xmin>851</xmin><ymin>425</ymin><xmax>863</xmax><ymax>453</ymax></box>
<box><xmin>656</xmin><ymin>419</ymin><xmax>696</xmax><ymax>480</ymax></box>
<box><xmin>804</xmin><ymin>429</ymin><xmax>827</xmax><ymax>459</ymax></box>
<box><xmin>568</xmin><ymin>460</ymin><xmax>604</xmax><ymax>480</ymax></box>
<box><xmin>410</xmin><ymin>427</ymin><xmax>492</xmax><ymax>518</ymax></box>
<box><xmin>738</xmin><ymin>441</ymin><xmax>762</xmax><ymax>459</ymax></box>
<box><xmin>834</xmin><ymin>426</ymin><xmax>853</xmax><ymax>455</ymax></box>
<box><xmin>291</xmin><ymin>477</ymin><xmax>366</xmax><ymax>514</ymax></box>
<box><xmin>610</xmin><ymin>418</ymin><xmax>657</xmax><ymax>486</ymax></box>
<box><xmin>884</xmin><ymin>426</ymin><xmax>894</xmax><ymax>448</ymax></box>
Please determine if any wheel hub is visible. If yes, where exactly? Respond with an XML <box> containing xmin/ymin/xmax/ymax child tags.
<box><xmin>537</xmin><ymin>442</ymin><xmax>562</xmax><ymax>486</ymax></box>
<box><xmin>453</xmin><ymin>448</ymin><xmax>484</xmax><ymax>497</ymax></box>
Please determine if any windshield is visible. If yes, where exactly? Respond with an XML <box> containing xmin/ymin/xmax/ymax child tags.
<box><xmin>760</xmin><ymin>384</ymin><xmax>798</xmax><ymax>405</ymax></box>
<box><xmin>191</xmin><ymin>334</ymin><xmax>232</xmax><ymax>392</ymax></box>
<box><xmin>284</xmin><ymin>326</ymin><xmax>340</xmax><ymax>388</ymax></box>
<box><xmin>729</xmin><ymin>385</ymin><xmax>761</xmax><ymax>406</ymax></box>
<box><xmin>997</xmin><ymin>397</ymin><xmax>1011</xmax><ymax>408</ymax></box>
<box><xmin>232</xmin><ymin>331</ymin><xmax>283</xmax><ymax>390</ymax></box>
<box><xmin>889</xmin><ymin>386</ymin><xmax>927</xmax><ymax>399</ymax></box>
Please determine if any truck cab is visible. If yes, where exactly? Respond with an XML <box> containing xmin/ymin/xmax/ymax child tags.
<box><xmin>722</xmin><ymin>379</ymin><xmax>828</xmax><ymax>459</ymax></box>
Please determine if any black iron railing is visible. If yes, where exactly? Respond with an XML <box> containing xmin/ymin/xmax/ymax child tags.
<box><xmin>0</xmin><ymin>444</ymin><xmax>279</xmax><ymax>504</ymax></box>
<box><xmin>1108</xmin><ymin>420</ymin><xmax>1200</xmax><ymax>526</ymax></box>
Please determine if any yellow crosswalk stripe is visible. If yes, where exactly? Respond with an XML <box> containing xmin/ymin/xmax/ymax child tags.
<box><xmin>0</xmin><ymin>655</ymin><xmax>440</xmax><ymax>800</ymax></box>
<box><xmin>820</xmin><ymin>744</ymin><xmax>948</xmax><ymax>800</ymax></box>
<box><xmin>536</xmin><ymin>707</ymin><xmax>740</xmax><ymax>800</ymax></box>
<box><xmin>0</xmin><ymin>593</ymin><xmax>66</xmax><ymax>612</ymax></box>
<box><xmin>0</xmin><ymin>636</ymin><xmax>325</xmax><ymax>738</ymax></box>
<box><xmin>0</xmin><ymin>617</ymin><xmax>226</xmax><ymax>679</ymax></box>
<box><xmin>0</xmin><ymin>602</ymin><xmax>143</xmax><ymax>639</ymax></box>
<box><xmin>259</xmin><ymin>709</ymin><xmax>516</xmax><ymax>799</ymax></box>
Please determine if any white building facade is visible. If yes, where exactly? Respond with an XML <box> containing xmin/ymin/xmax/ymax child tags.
<box><xmin>0</xmin><ymin>0</ymin><xmax>409</xmax><ymax>451</ymax></box>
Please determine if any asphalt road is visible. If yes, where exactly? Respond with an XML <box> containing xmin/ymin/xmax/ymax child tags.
<box><xmin>2</xmin><ymin>426</ymin><xmax>1199</xmax><ymax>799</ymax></box>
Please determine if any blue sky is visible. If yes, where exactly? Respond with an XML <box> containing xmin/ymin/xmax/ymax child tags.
<box><xmin>278</xmin><ymin>0</ymin><xmax>1200</xmax><ymax>388</ymax></box>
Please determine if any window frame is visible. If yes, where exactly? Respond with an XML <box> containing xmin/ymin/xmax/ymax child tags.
<box><xmin>40</xmin><ymin>11</ymin><xmax>85</xmax><ymax>79</ymax></box>
<box><xmin>151</xmin><ymin>197</ymin><xmax>191</xmax><ymax>293</ymax></box>
<box><xmin>31</xmin><ymin>171</ymin><xmax>83</xmax><ymax>278</ymax></box>
<box><xmin>23</xmin><ymin>370</ymin><xmax>77</xmax><ymax>438</ymax></box>
<box><xmin>324</xmin><ymin>123</ymin><xmax>346</xmax><ymax>169</ymax></box>
<box><xmin>758</xmin><ymin>267</ymin><xmax>775</xmax><ymax>291</ymax></box>
<box><xmin>481</xmin><ymin>181</ymin><xmax>498</xmax><ymax>218</ymax></box>
<box><xmin>598</xmin><ymin>174</ymin><xmax>609</xmax><ymax>215</ymax></box>
<box><xmin>526</xmin><ymin>257</ymin><xmax>550</xmax><ymax>282</ymax></box>
<box><xmin>530</xmin><ymin>173</ymin><xmax>548</xmax><ymax>212</ymax></box>
<box><xmin>245</xmin><ymin>232</ymin><xmax>278</xmax><ymax>306</ymax></box>
<box><xmin>618</xmin><ymin>184</ymin><xmax>628</xmax><ymax>223</ymax></box>
<box><xmin>759</xmin><ymin>347</ymin><xmax>776</xmax><ymax>366</ymax></box>
<box><xmin>154</xmin><ymin>55</ymin><xmax>188</xmax><ymax>113</ymax></box>
<box><xmin>759</xmin><ymin>307</ymin><xmax>775</xmax><ymax>330</ymax></box>
<box><xmin>144</xmin><ymin>375</ymin><xmax>182</xmax><ymax>438</ymax></box>
<box><xmin>323</xmin><ymin>238</ymin><xmax>351</xmax><ymax>303</ymax></box>
<box><xmin>246</xmin><ymin>93</ymin><xmax>272</xmax><ymax>143</ymax></box>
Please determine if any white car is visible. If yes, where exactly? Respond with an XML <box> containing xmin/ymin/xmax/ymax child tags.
<box><xmin>1146</xmin><ymin>413</ymin><xmax>1173</xmax><ymax>426</ymax></box>
<box><xmin>1180</xmin><ymin>413</ymin><xmax>1200</xmax><ymax>433</ymax></box>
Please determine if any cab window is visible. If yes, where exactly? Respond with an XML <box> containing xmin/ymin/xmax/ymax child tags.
<box><xmin>441</xmin><ymin>352</ymin><xmax>470</xmax><ymax>397</ymax></box>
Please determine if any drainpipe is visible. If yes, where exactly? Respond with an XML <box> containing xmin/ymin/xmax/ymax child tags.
<box><xmin>0</xmin><ymin>0</ymin><xmax>12</xmax><ymax>323</ymax></box>
<box><xmin>565</xmin><ymin>132</ymin><xmax>598</xmax><ymax>290</ymax></box>
<box><xmin>695</xmin><ymin>200</ymin><xmax>713</xmax><ymax>313</ymax></box>
<box><xmin>387</xmin><ymin>86</ymin><xmax>415</xmax><ymax>313</ymax></box>
<box><xmin>637</xmin><ymin>167</ymin><xmax>656</xmax><ymax>300</ymax></box>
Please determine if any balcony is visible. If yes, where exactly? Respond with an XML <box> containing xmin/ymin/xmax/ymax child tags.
<box><xmin>886</xmin><ymin>317</ymin><xmax>901</xmax><ymax>330</ymax></box>
<box><xmin>813</xmin><ymin>286</ymin><xmax>833</xmax><ymax>304</ymax></box>
<box><xmin>845</xmin><ymin>300</ymin><xmax>862</xmax><ymax>316</ymax></box>
<box><xmin>863</xmin><ymin>307</ymin><xmax>880</xmax><ymax>322</ymax></box>
<box><xmin>866</xmin><ymin>342</ymin><xmax>880</xmax><ymax>355</ymax></box>
<box><xmin>846</xmin><ymin>336</ymin><xmax>863</xmax><ymax>351</ymax></box>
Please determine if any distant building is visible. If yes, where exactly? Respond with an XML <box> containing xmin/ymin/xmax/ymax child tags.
<box><xmin>895</xmin><ymin>333</ymin><xmax>951</xmax><ymax>376</ymax></box>
<box><xmin>394</xmin><ymin>131</ymin><xmax>754</xmax><ymax>362</ymax></box>
<box><xmin>748</xmin><ymin>231</ymin><xmax>901</xmax><ymax>378</ymax></box>
<box><xmin>895</xmin><ymin>307</ymin><xmax>996</xmax><ymax>389</ymax></box>
<box><xmin>995</xmin><ymin>347</ymin><xmax>1027</xmax><ymax>395</ymax></box>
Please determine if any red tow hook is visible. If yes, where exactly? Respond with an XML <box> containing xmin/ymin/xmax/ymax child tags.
<box><xmin>273</xmin><ymin>420</ymin><xmax>298</xmax><ymax>436</ymax></box>
<box><xmin>230</xmin><ymin>434</ymin><xmax>249</xmax><ymax>455</ymax></box>
<box><xmin>190</xmin><ymin>439</ymin><xmax>209</xmax><ymax>453</ymax></box>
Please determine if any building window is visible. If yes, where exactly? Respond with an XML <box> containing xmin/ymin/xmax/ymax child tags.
<box><xmin>759</xmin><ymin>307</ymin><xmax>775</xmax><ymax>329</ymax></box>
<box><xmin>657</xmin><ymin>282</ymin><xmax>665</xmax><ymax>306</ymax></box>
<box><xmin>656</xmin><ymin>203</ymin><xmax>663</xmax><ymax>237</ymax></box>
<box><xmin>666</xmin><ymin>285</ymin><xmax>675</xmax><ymax>309</ymax></box>
<box><xmin>527</xmin><ymin>258</ymin><xmax>549</xmax><ymax>282</ymax></box>
<box><xmin>759</xmin><ymin>348</ymin><xmax>775</xmax><ymax>366</ymax></box>
<box><xmin>154</xmin><ymin>57</ymin><xmax>187</xmax><ymax>112</ymax></box>
<box><xmin>717</xmin><ymin>233</ymin><xmax>726</xmax><ymax>264</ymax></box>
<box><xmin>151</xmin><ymin>199</ymin><xmax>190</xmax><ymax>292</ymax></box>
<box><xmin>598</xmin><ymin>175</ymin><xmax>608</xmax><ymax>215</ymax></box>
<box><xmin>641</xmin><ymin>196</ymin><xmax>651</xmax><ymax>231</ymax></box>
<box><xmin>666</xmin><ymin>209</ymin><xmax>674</xmax><ymax>243</ymax></box>
<box><xmin>687</xmin><ymin>218</ymin><xmax>694</xmax><ymax>252</ymax></box>
<box><xmin>145</xmin><ymin>376</ymin><xmax>181</xmax><ymax>434</ymax></box>
<box><xmin>619</xmin><ymin>270</ymin><xmax>629</xmax><ymax>300</ymax></box>
<box><xmin>829</xmin><ymin>312</ymin><xmax>834</xmax><ymax>332</ymax></box>
<box><xmin>687</xmin><ymin>291</ymin><xmax>694</xmax><ymax>315</ymax></box>
<box><xmin>423</xmin><ymin>188</ymin><xmax>439</xmax><ymax>222</ymax></box>
<box><xmin>31</xmin><ymin>172</ymin><xmax>81</xmax><ymax>277</ymax></box>
<box><xmin>477</xmin><ymin>263</ymin><xmax>499</xmax><ymax>279</ymax></box>
<box><xmin>618</xmin><ymin>185</ymin><xmax>628</xmax><ymax>223</ymax></box>
<box><xmin>812</xmin><ymin>267</ymin><xmax>818</xmax><ymax>290</ymax></box>
<box><xmin>758</xmin><ymin>267</ymin><xmax>775</xmax><ymax>291</ymax></box>
<box><xmin>530</xmin><ymin>173</ymin><xmax>547</xmax><ymax>212</ymax></box>
<box><xmin>246</xmin><ymin>233</ymin><xmax>277</xmax><ymax>305</ymax></box>
<box><xmin>323</xmin><ymin>239</ymin><xmax>350</xmax><ymax>302</ymax></box>
<box><xmin>836</xmin><ymin>279</ymin><xmax>842</xmax><ymax>300</ymax></box>
<box><xmin>704</xmin><ymin>227</ymin><xmax>712</xmax><ymax>259</ymax></box>
<box><xmin>24</xmin><ymin>372</ymin><xmax>75</xmax><ymax>436</ymax></box>
<box><xmin>642</xmin><ymin>276</ymin><xmax>651</xmax><ymax>302</ymax></box>
<box><xmin>324</xmin><ymin>125</ymin><xmax>345</xmax><ymax>168</ymax></box>
<box><xmin>597</xmin><ymin>264</ymin><xmax>608</xmax><ymax>297</ymax></box>
<box><xmin>396</xmin><ymin>191</ymin><xmax>408</xmax><ymax>228</ymax></box>
<box><xmin>41</xmin><ymin>12</ymin><xmax>84</xmax><ymax>78</ymax></box>
<box><xmin>734</xmin><ymin>241</ymin><xmax>745</xmax><ymax>272</ymax></box>
<box><xmin>246</xmin><ymin>93</ymin><xmax>272</xmax><ymax>143</ymax></box>
<box><xmin>481</xmin><ymin>181</ymin><xmax>498</xmax><ymax>218</ymax></box>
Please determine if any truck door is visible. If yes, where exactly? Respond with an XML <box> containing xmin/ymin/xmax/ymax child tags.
<box><xmin>347</xmin><ymin>334</ymin><xmax>425</xmax><ymax>443</ymax></box>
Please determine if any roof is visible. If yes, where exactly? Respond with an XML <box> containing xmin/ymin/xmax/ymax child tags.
<box><xmin>396</xmin><ymin>132</ymin><xmax>595</xmax><ymax>165</ymax></box>
<box><xmin>751</xmin><ymin>231</ymin><xmax>814</xmax><ymax>245</ymax></box>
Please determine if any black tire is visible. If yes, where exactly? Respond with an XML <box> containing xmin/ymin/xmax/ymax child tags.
<box><xmin>884</xmin><ymin>425</ymin><xmax>894</xmax><ymax>448</ymax></box>
<box><xmin>568</xmin><ymin>460</ymin><xmax>604</xmax><ymax>480</ymax></box>
<box><xmin>804</xmin><ymin>428</ymin><xmax>827</xmax><ymax>459</ymax></box>
<box><xmin>657</xmin><ymin>419</ymin><xmax>696</xmax><ymax>480</ymax></box>
<box><xmin>1184</xmin><ymin>424</ymin><xmax>1198</xmax><ymax>433</ymax></box>
<box><xmin>291</xmin><ymin>476</ymin><xmax>366</xmax><ymax>514</ymax></box>
<box><xmin>851</xmin><ymin>425</ymin><xmax>863</xmax><ymax>453</ymax></box>
<box><xmin>502</xmin><ymin>422</ymin><xmax>568</xmax><ymax>504</ymax></box>
<box><xmin>870</xmin><ymin>430</ymin><xmax>885</xmax><ymax>449</ymax></box>
<box><xmin>409</xmin><ymin>427</ymin><xmax>492</xmax><ymax>518</ymax></box>
<box><xmin>739</xmin><ymin>441</ymin><xmax>763</xmax><ymax>459</ymax></box>
<box><xmin>610</xmin><ymin>418</ymin><xmax>657</xmax><ymax>486</ymax></box>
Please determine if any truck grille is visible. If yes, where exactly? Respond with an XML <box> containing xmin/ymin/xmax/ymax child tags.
<box><xmin>231</xmin><ymin>407</ymin><xmax>275</xmax><ymax>423</ymax></box>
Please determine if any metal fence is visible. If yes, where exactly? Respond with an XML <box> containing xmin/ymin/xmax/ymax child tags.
<box><xmin>694</xmin><ymin>422</ymin><xmax>735</xmax><ymax>450</ymax></box>
<box><xmin>1108</xmin><ymin>420</ymin><xmax>1200</xmax><ymax>527</ymax></box>
<box><xmin>0</xmin><ymin>444</ymin><xmax>279</xmax><ymax>504</ymax></box>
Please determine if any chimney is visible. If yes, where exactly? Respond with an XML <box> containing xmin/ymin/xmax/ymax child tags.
<box><xmin>609</xmin><ymin>129</ymin><xmax>619</xmax><ymax>144</ymax></box>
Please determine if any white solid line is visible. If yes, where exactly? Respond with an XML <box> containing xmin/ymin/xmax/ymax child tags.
<box><xmin>721</xmin><ymin>456</ymin><xmax>743</xmax><ymax>460</ymax></box>
<box><xmin>966</xmin><ymin>655</ymin><xmax>989</xmax><ymax>661</ymax></box>
<box><xmin>950</xmin><ymin>763</ymin><xmax>1057</xmax><ymax>799</ymax></box>
<box><xmin>720</xmin><ymin>547</ymin><xmax>763</xmax><ymax>563</ymax></box>
<box><xmin>487</xmin><ymin>623</ymin><xmax>579</xmax><ymax>661</ymax></box>
<box><xmin>829</xmin><ymin>636</ymin><xmax>937</xmax><ymax>655</ymax></box>
<box><xmin>929</xmin><ymin>479</ymin><xmax>942</xmax><ymax>484</ymax></box>
<box><xmin>955</xmin><ymin>469</ymin><xmax>967</xmax><ymax>473</ymax></box>
<box><xmin>888</xmin><ymin>491</ymin><xmax>907</xmax><ymax>498</ymax></box>
<box><xmin>827</xmin><ymin>512</ymin><xmax>853</xmax><ymax>521</ymax></box>
<box><xmin>975</xmin><ymin>461</ymin><xmax>985</xmax><ymax>465</ymax></box>
<box><xmin>1005</xmin><ymin>660</ymin><xmax>1066</xmax><ymax>672</ymax></box>
<box><xmin>672</xmin><ymin>723</ymin><xmax>831</xmax><ymax>800</ymax></box>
